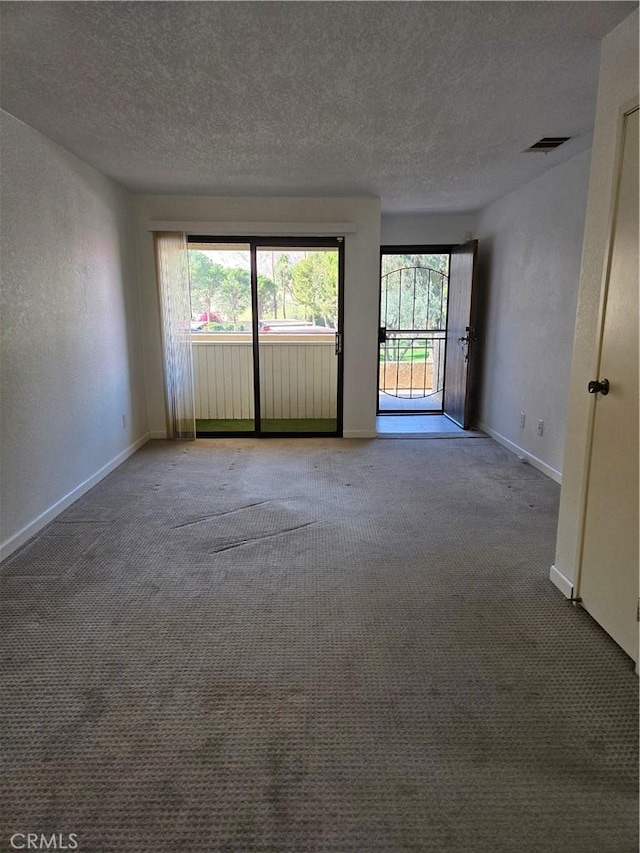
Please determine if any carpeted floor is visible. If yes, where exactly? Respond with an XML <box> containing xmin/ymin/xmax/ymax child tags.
<box><xmin>1</xmin><ymin>438</ymin><xmax>637</xmax><ymax>852</ymax></box>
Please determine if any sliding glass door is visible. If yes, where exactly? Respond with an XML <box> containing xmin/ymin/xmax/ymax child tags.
<box><xmin>188</xmin><ymin>237</ymin><xmax>342</xmax><ymax>436</ymax></box>
<box><xmin>188</xmin><ymin>242</ymin><xmax>256</xmax><ymax>432</ymax></box>
<box><xmin>257</xmin><ymin>245</ymin><xmax>340</xmax><ymax>433</ymax></box>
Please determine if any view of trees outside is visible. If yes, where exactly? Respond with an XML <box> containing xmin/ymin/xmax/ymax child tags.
<box><xmin>290</xmin><ymin>252</ymin><xmax>338</xmax><ymax>328</ymax></box>
<box><xmin>380</xmin><ymin>253</ymin><xmax>449</xmax><ymax>334</ymax></box>
<box><xmin>188</xmin><ymin>248</ymin><xmax>339</xmax><ymax>331</ymax></box>
<box><xmin>380</xmin><ymin>253</ymin><xmax>449</xmax><ymax>365</ymax></box>
<box><xmin>187</xmin><ymin>251</ymin><xmax>227</xmax><ymax>321</ymax></box>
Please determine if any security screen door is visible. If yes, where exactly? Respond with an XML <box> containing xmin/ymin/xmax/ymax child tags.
<box><xmin>188</xmin><ymin>237</ymin><xmax>343</xmax><ymax>436</ymax></box>
<box><xmin>378</xmin><ymin>250</ymin><xmax>450</xmax><ymax>414</ymax></box>
<box><xmin>378</xmin><ymin>243</ymin><xmax>479</xmax><ymax>428</ymax></box>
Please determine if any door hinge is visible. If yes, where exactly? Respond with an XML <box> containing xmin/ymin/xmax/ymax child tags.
<box><xmin>335</xmin><ymin>332</ymin><xmax>342</xmax><ymax>355</ymax></box>
<box><xmin>637</xmin><ymin>598</ymin><xmax>640</xmax><ymax>622</ymax></box>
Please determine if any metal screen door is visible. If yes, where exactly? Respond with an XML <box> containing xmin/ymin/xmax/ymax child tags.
<box><xmin>378</xmin><ymin>252</ymin><xmax>449</xmax><ymax>414</ymax></box>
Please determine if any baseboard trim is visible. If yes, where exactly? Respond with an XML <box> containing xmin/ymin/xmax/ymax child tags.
<box><xmin>343</xmin><ymin>430</ymin><xmax>377</xmax><ymax>439</ymax></box>
<box><xmin>149</xmin><ymin>430</ymin><xmax>168</xmax><ymax>439</ymax></box>
<box><xmin>0</xmin><ymin>433</ymin><xmax>151</xmax><ymax>563</ymax></box>
<box><xmin>549</xmin><ymin>564</ymin><xmax>574</xmax><ymax>599</ymax></box>
<box><xmin>477</xmin><ymin>423</ymin><xmax>562</xmax><ymax>484</ymax></box>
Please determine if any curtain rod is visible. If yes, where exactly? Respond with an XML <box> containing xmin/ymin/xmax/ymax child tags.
<box><xmin>148</xmin><ymin>221</ymin><xmax>357</xmax><ymax>235</ymax></box>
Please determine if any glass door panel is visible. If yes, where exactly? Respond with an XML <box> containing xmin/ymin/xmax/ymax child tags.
<box><xmin>188</xmin><ymin>242</ymin><xmax>256</xmax><ymax>434</ymax></box>
<box><xmin>256</xmin><ymin>245</ymin><xmax>340</xmax><ymax>434</ymax></box>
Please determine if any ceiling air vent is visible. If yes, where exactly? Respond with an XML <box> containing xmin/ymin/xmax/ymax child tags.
<box><xmin>523</xmin><ymin>137</ymin><xmax>572</xmax><ymax>153</ymax></box>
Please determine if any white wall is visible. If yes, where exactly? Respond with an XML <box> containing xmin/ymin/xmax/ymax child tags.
<box><xmin>552</xmin><ymin>10</ymin><xmax>639</xmax><ymax>594</ymax></box>
<box><xmin>0</xmin><ymin>112</ymin><xmax>149</xmax><ymax>558</ymax></box>
<box><xmin>474</xmin><ymin>150</ymin><xmax>591</xmax><ymax>481</ymax></box>
<box><xmin>381</xmin><ymin>212</ymin><xmax>476</xmax><ymax>246</ymax></box>
<box><xmin>134</xmin><ymin>196</ymin><xmax>381</xmax><ymax>438</ymax></box>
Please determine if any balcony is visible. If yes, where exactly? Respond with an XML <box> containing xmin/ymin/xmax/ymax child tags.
<box><xmin>191</xmin><ymin>332</ymin><xmax>338</xmax><ymax>432</ymax></box>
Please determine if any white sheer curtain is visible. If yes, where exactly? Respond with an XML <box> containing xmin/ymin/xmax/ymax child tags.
<box><xmin>154</xmin><ymin>232</ymin><xmax>196</xmax><ymax>440</ymax></box>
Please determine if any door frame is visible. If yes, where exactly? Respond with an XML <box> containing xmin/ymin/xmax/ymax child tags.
<box><xmin>377</xmin><ymin>244</ymin><xmax>456</xmax><ymax>415</ymax></box>
<box><xmin>189</xmin><ymin>235</ymin><xmax>345</xmax><ymax>438</ymax></box>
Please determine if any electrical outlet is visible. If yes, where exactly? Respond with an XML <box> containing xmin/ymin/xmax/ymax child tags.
<box><xmin>537</xmin><ymin>419</ymin><xmax>544</xmax><ymax>436</ymax></box>
<box><xmin>520</xmin><ymin>412</ymin><xmax>526</xmax><ymax>428</ymax></box>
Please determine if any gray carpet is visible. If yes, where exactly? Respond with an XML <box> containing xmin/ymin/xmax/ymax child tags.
<box><xmin>1</xmin><ymin>438</ymin><xmax>637</xmax><ymax>852</ymax></box>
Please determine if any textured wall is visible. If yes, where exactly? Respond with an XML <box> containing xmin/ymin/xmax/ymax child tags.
<box><xmin>553</xmin><ymin>10</ymin><xmax>640</xmax><ymax>588</ymax></box>
<box><xmin>0</xmin><ymin>112</ymin><xmax>148</xmax><ymax>555</ymax></box>
<box><xmin>134</xmin><ymin>196</ymin><xmax>381</xmax><ymax>438</ymax></box>
<box><xmin>381</xmin><ymin>213</ymin><xmax>477</xmax><ymax>246</ymax></box>
<box><xmin>475</xmin><ymin>150</ymin><xmax>591</xmax><ymax>480</ymax></box>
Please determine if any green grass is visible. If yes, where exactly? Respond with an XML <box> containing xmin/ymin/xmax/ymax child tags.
<box><xmin>196</xmin><ymin>418</ymin><xmax>337</xmax><ymax>434</ymax></box>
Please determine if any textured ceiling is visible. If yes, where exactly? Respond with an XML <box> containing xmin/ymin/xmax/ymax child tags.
<box><xmin>0</xmin><ymin>1</ymin><xmax>636</xmax><ymax>212</ymax></box>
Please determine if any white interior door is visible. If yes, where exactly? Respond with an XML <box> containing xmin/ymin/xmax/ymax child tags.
<box><xmin>578</xmin><ymin>108</ymin><xmax>639</xmax><ymax>662</ymax></box>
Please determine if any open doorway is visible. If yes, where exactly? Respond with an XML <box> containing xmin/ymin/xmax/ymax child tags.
<box><xmin>378</xmin><ymin>242</ymin><xmax>479</xmax><ymax>430</ymax></box>
<box><xmin>378</xmin><ymin>247</ymin><xmax>450</xmax><ymax>414</ymax></box>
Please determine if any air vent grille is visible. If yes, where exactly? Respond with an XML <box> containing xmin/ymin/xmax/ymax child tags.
<box><xmin>523</xmin><ymin>137</ymin><xmax>571</xmax><ymax>152</ymax></box>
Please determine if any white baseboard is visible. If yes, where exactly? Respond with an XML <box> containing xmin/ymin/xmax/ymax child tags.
<box><xmin>149</xmin><ymin>430</ymin><xmax>168</xmax><ymax>439</ymax></box>
<box><xmin>343</xmin><ymin>430</ymin><xmax>377</xmax><ymax>439</ymax></box>
<box><xmin>477</xmin><ymin>423</ymin><xmax>562</xmax><ymax>484</ymax></box>
<box><xmin>1</xmin><ymin>433</ymin><xmax>151</xmax><ymax>563</ymax></box>
<box><xmin>549</xmin><ymin>564</ymin><xmax>574</xmax><ymax>599</ymax></box>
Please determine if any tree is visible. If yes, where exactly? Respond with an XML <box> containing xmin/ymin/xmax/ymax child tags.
<box><xmin>188</xmin><ymin>251</ymin><xmax>226</xmax><ymax>319</ymax></box>
<box><xmin>273</xmin><ymin>254</ymin><xmax>294</xmax><ymax>319</ymax></box>
<box><xmin>257</xmin><ymin>273</ymin><xmax>276</xmax><ymax>319</ymax></box>
<box><xmin>291</xmin><ymin>252</ymin><xmax>338</xmax><ymax>327</ymax></box>
<box><xmin>216</xmin><ymin>267</ymin><xmax>251</xmax><ymax>330</ymax></box>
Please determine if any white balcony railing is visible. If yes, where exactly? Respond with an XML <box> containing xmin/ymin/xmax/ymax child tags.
<box><xmin>192</xmin><ymin>334</ymin><xmax>338</xmax><ymax>420</ymax></box>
